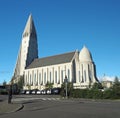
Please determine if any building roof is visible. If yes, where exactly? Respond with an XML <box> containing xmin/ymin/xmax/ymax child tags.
<box><xmin>26</xmin><ymin>51</ymin><xmax>76</xmax><ymax>69</ymax></box>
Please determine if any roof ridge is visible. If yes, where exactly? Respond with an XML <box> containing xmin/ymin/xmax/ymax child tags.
<box><xmin>39</xmin><ymin>51</ymin><xmax>76</xmax><ymax>59</ymax></box>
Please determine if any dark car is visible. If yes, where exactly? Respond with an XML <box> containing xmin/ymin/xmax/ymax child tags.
<box><xmin>20</xmin><ymin>90</ymin><xmax>26</xmax><ymax>94</ymax></box>
<box><xmin>31</xmin><ymin>89</ymin><xmax>38</xmax><ymax>94</ymax></box>
<box><xmin>52</xmin><ymin>88</ymin><xmax>61</xmax><ymax>95</ymax></box>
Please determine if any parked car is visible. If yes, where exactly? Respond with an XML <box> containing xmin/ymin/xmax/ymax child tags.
<box><xmin>20</xmin><ymin>90</ymin><xmax>26</xmax><ymax>94</ymax></box>
<box><xmin>36</xmin><ymin>90</ymin><xmax>42</xmax><ymax>95</ymax></box>
<box><xmin>41</xmin><ymin>90</ymin><xmax>47</xmax><ymax>95</ymax></box>
<box><xmin>25</xmin><ymin>90</ymin><xmax>31</xmax><ymax>95</ymax></box>
<box><xmin>31</xmin><ymin>89</ymin><xmax>38</xmax><ymax>95</ymax></box>
<box><xmin>52</xmin><ymin>88</ymin><xmax>61</xmax><ymax>95</ymax></box>
<box><xmin>46</xmin><ymin>89</ymin><xmax>52</xmax><ymax>95</ymax></box>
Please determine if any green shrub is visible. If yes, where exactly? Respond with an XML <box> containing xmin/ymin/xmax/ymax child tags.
<box><xmin>0</xmin><ymin>89</ymin><xmax>8</xmax><ymax>95</ymax></box>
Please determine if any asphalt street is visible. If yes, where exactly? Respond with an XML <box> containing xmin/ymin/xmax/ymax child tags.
<box><xmin>0</xmin><ymin>95</ymin><xmax>8</xmax><ymax>101</ymax></box>
<box><xmin>0</xmin><ymin>95</ymin><xmax>120</xmax><ymax>118</ymax></box>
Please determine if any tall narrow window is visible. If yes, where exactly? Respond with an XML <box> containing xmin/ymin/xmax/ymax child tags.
<box><xmin>44</xmin><ymin>72</ymin><xmax>46</xmax><ymax>85</ymax></box>
<box><xmin>68</xmin><ymin>69</ymin><xmax>70</xmax><ymax>82</ymax></box>
<box><xmin>34</xmin><ymin>73</ymin><xmax>36</xmax><ymax>85</ymax></box>
<box><xmin>30</xmin><ymin>74</ymin><xmax>32</xmax><ymax>85</ymax></box>
<box><xmin>55</xmin><ymin>71</ymin><xmax>57</xmax><ymax>83</ymax></box>
<box><xmin>50</xmin><ymin>72</ymin><xmax>51</xmax><ymax>83</ymax></box>
<box><xmin>41</xmin><ymin>69</ymin><xmax>43</xmax><ymax>85</ymax></box>
<box><xmin>88</xmin><ymin>64</ymin><xmax>92</xmax><ymax>82</ymax></box>
<box><xmin>79</xmin><ymin>71</ymin><xmax>81</xmax><ymax>82</ymax></box>
<box><xmin>52</xmin><ymin>67</ymin><xmax>54</xmax><ymax>83</ymax></box>
<box><xmin>32</xmin><ymin>70</ymin><xmax>35</xmax><ymax>85</ymax></box>
<box><xmin>84</xmin><ymin>70</ymin><xmax>86</xmax><ymax>82</ymax></box>
<box><xmin>39</xmin><ymin>73</ymin><xmax>41</xmax><ymax>85</ymax></box>
<box><xmin>61</xmin><ymin>70</ymin><xmax>64</xmax><ymax>83</ymax></box>
<box><xmin>81</xmin><ymin>64</ymin><xmax>84</xmax><ymax>83</ymax></box>
<box><xmin>26</xmin><ymin>74</ymin><xmax>27</xmax><ymax>85</ymax></box>
<box><xmin>37</xmin><ymin>70</ymin><xmax>38</xmax><ymax>85</ymax></box>
<box><xmin>28</xmin><ymin>71</ymin><xmax>29</xmax><ymax>84</ymax></box>
<box><xmin>58</xmin><ymin>67</ymin><xmax>60</xmax><ymax>84</ymax></box>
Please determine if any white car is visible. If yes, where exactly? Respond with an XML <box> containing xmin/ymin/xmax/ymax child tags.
<box><xmin>25</xmin><ymin>90</ymin><xmax>31</xmax><ymax>94</ymax></box>
<box><xmin>41</xmin><ymin>90</ymin><xmax>47</xmax><ymax>95</ymax></box>
<box><xmin>47</xmin><ymin>89</ymin><xmax>52</xmax><ymax>94</ymax></box>
<box><xmin>31</xmin><ymin>90</ymin><xmax>36</xmax><ymax>94</ymax></box>
<box><xmin>36</xmin><ymin>90</ymin><xmax>42</xmax><ymax>95</ymax></box>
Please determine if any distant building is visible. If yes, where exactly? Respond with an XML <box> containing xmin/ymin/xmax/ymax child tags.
<box><xmin>13</xmin><ymin>14</ymin><xmax>98</xmax><ymax>90</ymax></box>
<box><xmin>101</xmin><ymin>76</ymin><xmax>113</xmax><ymax>89</ymax></box>
<box><xmin>101</xmin><ymin>80</ymin><xmax>113</xmax><ymax>89</ymax></box>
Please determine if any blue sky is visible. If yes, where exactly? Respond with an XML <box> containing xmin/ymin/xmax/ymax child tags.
<box><xmin>0</xmin><ymin>0</ymin><xmax>120</xmax><ymax>84</ymax></box>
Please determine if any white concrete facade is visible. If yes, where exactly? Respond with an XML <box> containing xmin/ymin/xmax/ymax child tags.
<box><xmin>13</xmin><ymin>14</ymin><xmax>98</xmax><ymax>89</ymax></box>
<box><xmin>23</xmin><ymin>48</ymin><xmax>98</xmax><ymax>90</ymax></box>
<box><xmin>24</xmin><ymin>62</ymin><xmax>73</xmax><ymax>90</ymax></box>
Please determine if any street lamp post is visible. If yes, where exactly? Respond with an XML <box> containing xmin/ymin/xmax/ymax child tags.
<box><xmin>65</xmin><ymin>75</ymin><xmax>68</xmax><ymax>99</ymax></box>
<box><xmin>8</xmin><ymin>84</ymin><xmax>12</xmax><ymax>104</ymax></box>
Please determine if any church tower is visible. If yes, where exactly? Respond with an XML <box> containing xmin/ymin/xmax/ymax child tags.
<box><xmin>13</xmin><ymin>14</ymin><xmax>38</xmax><ymax>80</ymax></box>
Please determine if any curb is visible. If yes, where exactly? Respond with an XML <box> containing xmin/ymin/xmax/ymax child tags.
<box><xmin>11</xmin><ymin>104</ymin><xmax>24</xmax><ymax>113</ymax></box>
<box><xmin>0</xmin><ymin>103</ymin><xmax>24</xmax><ymax>115</ymax></box>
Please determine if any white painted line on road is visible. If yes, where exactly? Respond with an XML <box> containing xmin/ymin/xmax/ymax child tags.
<box><xmin>12</xmin><ymin>97</ymin><xmax>60</xmax><ymax>102</ymax></box>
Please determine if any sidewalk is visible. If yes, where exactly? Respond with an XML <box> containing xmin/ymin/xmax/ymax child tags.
<box><xmin>0</xmin><ymin>100</ymin><xmax>23</xmax><ymax>115</ymax></box>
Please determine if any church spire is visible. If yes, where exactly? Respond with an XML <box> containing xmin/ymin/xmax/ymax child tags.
<box><xmin>23</xmin><ymin>14</ymin><xmax>36</xmax><ymax>37</ymax></box>
<box><xmin>13</xmin><ymin>14</ymin><xmax>38</xmax><ymax>79</ymax></box>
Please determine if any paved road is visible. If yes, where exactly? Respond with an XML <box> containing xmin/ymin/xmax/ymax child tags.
<box><xmin>0</xmin><ymin>95</ymin><xmax>120</xmax><ymax>118</ymax></box>
<box><xmin>0</xmin><ymin>95</ymin><xmax>8</xmax><ymax>101</ymax></box>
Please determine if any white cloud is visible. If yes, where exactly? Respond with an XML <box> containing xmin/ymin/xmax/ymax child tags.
<box><xmin>98</xmin><ymin>76</ymin><xmax>115</xmax><ymax>82</ymax></box>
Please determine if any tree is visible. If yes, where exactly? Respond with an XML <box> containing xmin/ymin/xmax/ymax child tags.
<box><xmin>17</xmin><ymin>76</ymin><xmax>24</xmax><ymax>90</ymax></box>
<box><xmin>3</xmin><ymin>80</ymin><xmax>7</xmax><ymax>86</ymax></box>
<box><xmin>26</xmin><ymin>84</ymin><xmax>31</xmax><ymax>90</ymax></box>
<box><xmin>45</xmin><ymin>82</ymin><xmax>53</xmax><ymax>89</ymax></box>
<box><xmin>113</xmin><ymin>76</ymin><xmax>120</xmax><ymax>86</ymax></box>
<box><xmin>103</xmin><ymin>89</ymin><xmax>113</xmax><ymax>99</ymax></box>
<box><xmin>60</xmin><ymin>82</ymin><xmax>73</xmax><ymax>97</ymax></box>
<box><xmin>112</xmin><ymin>76</ymin><xmax>120</xmax><ymax>99</ymax></box>
<box><xmin>92</xmin><ymin>82</ymin><xmax>103</xmax><ymax>90</ymax></box>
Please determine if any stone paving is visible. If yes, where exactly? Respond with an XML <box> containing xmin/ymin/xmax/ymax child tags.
<box><xmin>0</xmin><ymin>100</ymin><xmax>23</xmax><ymax>115</ymax></box>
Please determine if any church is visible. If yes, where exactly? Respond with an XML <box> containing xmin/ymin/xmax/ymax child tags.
<box><xmin>13</xmin><ymin>14</ymin><xmax>98</xmax><ymax>90</ymax></box>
